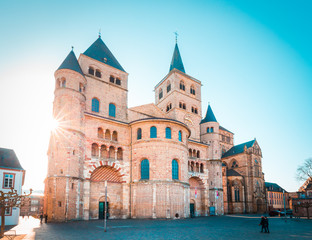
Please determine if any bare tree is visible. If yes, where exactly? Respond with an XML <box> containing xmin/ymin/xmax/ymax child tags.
<box><xmin>296</xmin><ymin>158</ymin><xmax>312</xmax><ymax>182</ymax></box>
<box><xmin>0</xmin><ymin>188</ymin><xmax>32</xmax><ymax>238</ymax></box>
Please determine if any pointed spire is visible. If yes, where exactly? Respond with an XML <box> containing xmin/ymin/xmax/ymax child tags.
<box><xmin>169</xmin><ymin>42</ymin><xmax>185</xmax><ymax>73</ymax></box>
<box><xmin>57</xmin><ymin>49</ymin><xmax>84</xmax><ymax>76</ymax></box>
<box><xmin>200</xmin><ymin>104</ymin><xmax>217</xmax><ymax>124</ymax></box>
<box><xmin>83</xmin><ymin>37</ymin><xmax>125</xmax><ymax>72</ymax></box>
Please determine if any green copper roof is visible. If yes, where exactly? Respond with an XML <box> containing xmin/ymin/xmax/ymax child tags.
<box><xmin>84</xmin><ymin>37</ymin><xmax>125</xmax><ymax>72</ymax></box>
<box><xmin>265</xmin><ymin>182</ymin><xmax>287</xmax><ymax>193</ymax></box>
<box><xmin>57</xmin><ymin>50</ymin><xmax>84</xmax><ymax>76</ymax></box>
<box><xmin>222</xmin><ymin>139</ymin><xmax>255</xmax><ymax>158</ymax></box>
<box><xmin>200</xmin><ymin>104</ymin><xmax>217</xmax><ymax>124</ymax></box>
<box><xmin>169</xmin><ymin>43</ymin><xmax>185</xmax><ymax>73</ymax></box>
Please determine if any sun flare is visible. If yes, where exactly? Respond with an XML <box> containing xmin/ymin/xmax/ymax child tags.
<box><xmin>49</xmin><ymin>118</ymin><xmax>59</xmax><ymax>131</ymax></box>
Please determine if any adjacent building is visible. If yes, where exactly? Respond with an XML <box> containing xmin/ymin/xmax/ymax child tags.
<box><xmin>44</xmin><ymin>35</ymin><xmax>265</xmax><ymax>221</ymax></box>
<box><xmin>265</xmin><ymin>182</ymin><xmax>289</xmax><ymax>211</ymax></box>
<box><xmin>0</xmin><ymin>148</ymin><xmax>25</xmax><ymax>225</ymax></box>
<box><xmin>292</xmin><ymin>178</ymin><xmax>312</xmax><ymax>218</ymax></box>
<box><xmin>20</xmin><ymin>194</ymin><xmax>44</xmax><ymax>217</ymax></box>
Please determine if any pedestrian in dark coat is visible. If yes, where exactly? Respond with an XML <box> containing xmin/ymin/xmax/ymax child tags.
<box><xmin>40</xmin><ymin>214</ymin><xmax>43</xmax><ymax>224</ymax></box>
<box><xmin>259</xmin><ymin>216</ymin><xmax>265</xmax><ymax>233</ymax></box>
<box><xmin>45</xmin><ymin>214</ymin><xmax>48</xmax><ymax>223</ymax></box>
<box><xmin>264</xmin><ymin>216</ymin><xmax>270</xmax><ymax>233</ymax></box>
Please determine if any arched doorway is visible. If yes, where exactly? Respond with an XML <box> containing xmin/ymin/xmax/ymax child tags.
<box><xmin>256</xmin><ymin>199</ymin><xmax>263</xmax><ymax>213</ymax></box>
<box><xmin>90</xmin><ymin>166</ymin><xmax>123</xmax><ymax>219</ymax></box>
<box><xmin>189</xmin><ymin>177</ymin><xmax>205</xmax><ymax>217</ymax></box>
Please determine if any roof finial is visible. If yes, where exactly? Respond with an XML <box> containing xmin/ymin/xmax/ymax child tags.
<box><xmin>208</xmin><ymin>101</ymin><xmax>210</xmax><ymax>105</ymax></box>
<box><xmin>99</xmin><ymin>28</ymin><xmax>101</xmax><ymax>38</ymax></box>
<box><xmin>174</xmin><ymin>31</ymin><xmax>179</xmax><ymax>43</ymax></box>
<box><xmin>71</xmin><ymin>46</ymin><xmax>74</xmax><ymax>51</ymax></box>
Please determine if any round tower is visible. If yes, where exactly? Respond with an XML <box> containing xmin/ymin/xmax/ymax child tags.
<box><xmin>44</xmin><ymin>50</ymin><xmax>86</xmax><ymax>221</ymax></box>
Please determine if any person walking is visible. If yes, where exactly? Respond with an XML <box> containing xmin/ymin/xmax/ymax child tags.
<box><xmin>259</xmin><ymin>216</ymin><xmax>265</xmax><ymax>233</ymax></box>
<box><xmin>40</xmin><ymin>214</ymin><xmax>43</xmax><ymax>224</ymax></box>
<box><xmin>264</xmin><ymin>216</ymin><xmax>270</xmax><ymax>233</ymax></box>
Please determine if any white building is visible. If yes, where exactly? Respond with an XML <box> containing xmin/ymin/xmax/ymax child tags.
<box><xmin>0</xmin><ymin>148</ymin><xmax>25</xmax><ymax>225</ymax></box>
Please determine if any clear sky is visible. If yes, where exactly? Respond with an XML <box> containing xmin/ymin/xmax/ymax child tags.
<box><xmin>0</xmin><ymin>0</ymin><xmax>311</xmax><ymax>192</ymax></box>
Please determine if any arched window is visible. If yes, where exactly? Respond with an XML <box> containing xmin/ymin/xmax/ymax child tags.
<box><xmin>109</xmin><ymin>76</ymin><xmax>115</xmax><ymax>83</ymax></box>
<box><xmin>189</xmin><ymin>149</ymin><xmax>192</xmax><ymax>157</ymax></box>
<box><xmin>91</xmin><ymin>143</ymin><xmax>98</xmax><ymax>157</ymax></box>
<box><xmin>206</xmin><ymin>127</ymin><xmax>210</xmax><ymax>133</ymax></box>
<box><xmin>105</xmin><ymin>129</ymin><xmax>110</xmax><ymax>140</ymax></box>
<box><xmin>172</xmin><ymin>159</ymin><xmax>179</xmax><ymax>180</ymax></box>
<box><xmin>137</xmin><ymin>128</ymin><xmax>142</xmax><ymax>140</ymax></box>
<box><xmin>232</xmin><ymin>161</ymin><xmax>238</xmax><ymax>168</ymax></box>
<box><xmin>165</xmin><ymin>127</ymin><xmax>172</xmax><ymax>139</ymax></box>
<box><xmin>95</xmin><ymin>69</ymin><xmax>101</xmax><ymax>78</ymax></box>
<box><xmin>197</xmin><ymin>150</ymin><xmax>200</xmax><ymax>158</ymax></box>
<box><xmin>141</xmin><ymin>159</ymin><xmax>149</xmax><ymax>180</ymax></box>
<box><xmin>183</xmin><ymin>103</ymin><xmax>186</xmax><ymax>109</ymax></box>
<box><xmin>109</xmin><ymin>103</ymin><xmax>116</xmax><ymax>117</ymax></box>
<box><xmin>200</xmin><ymin>163</ymin><xmax>204</xmax><ymax>173</ymax></box>
<box><xmin>193</xmin><ymin>149</ymin><xmax>196</xmax><ymax>158</ymax></box>
<box><xmin>116</xmin><ymin>78</ymin><xmax>121</xmax><ymax>85</ymax></box>
<box><xmin>92</xmin><ymin>98</ymin><xmax>99</xmax><ymax>112</ymax></box>
<box><xmin>88</xmin><ymin>67</ymin><xmax>94</xmax><ymax>75</ymax></box>
<box><xmin>79</xmin><ymin>83</ymin><xmax>84</xmax><ymax>92</ymax></box>
<box><xmin>234</xmin><ymin>187</ymin><xmax>240</xmax><ymax>202</ymax></box>
<box><xmin>180</xmin><ymin>81</ymin><xmax>185</xmax><ymax>91</ymax></box>
<box><xmin>196</xmin><ymin>162</ymin><xmax>199</xmax><ymax>172</ymax></box>
<box><xmin>117</xmin><ymin>147</ymin><xmax>123</xmax><ymax>160</ymax></box>
<box><xmin>100</xmin><ymin>145</ymin><xmax>107</xmax><ymax>158</ymax></box>
<box><xmin>98</xmin><ymin>127</ymin><xmax>103</xmax><ymax>138</ymax></box>
<box><xmin>109</xmin><ymin>146</ymin><xmax>115</xmax><ymax>159</ymax></box>
<box><xmin>166</xmin><ymin>103</ymin><xmax>172</xmax><ymax>112</ymax></box>
<box><xmin>210</xmin><ymin>127</ymin><xmax>214</xmax><ymax>133</ymax></box>
<box><xmin>150</xmin><ymin>126</ymin><xmax>157</xmax><ymax>138</ymax></box>
<box><xmin>190</xmin><ymin>85</ymin><xmax>195</xmax><ymax>95</ymax></box>
<box><xmin>61</xmin><ymin>78</ymin><xmax>66</xmax><ymax>88</ymax></box>
<box><xmin>191</xmin><ymin>162</ymin><xmax>194</xmax><ymax>171</ymax></box>
<box><xmin>167</xmin><ymin>81</ymin><xmax>171</xmax><ymax>93</ymax></box>
<box><xmin>112</xmin><ymin>131</ymin><xmax>118</xmax><ymax>141</ymax></box>
<box><xmin>159</xmin><ymin>89</ymin><xmax>163</xmax><ymax>99</ymax></box>
<box><xmin>178</xmin><ymin>131</ymin><xmax>182</xmax><ymax>142</ymax></box>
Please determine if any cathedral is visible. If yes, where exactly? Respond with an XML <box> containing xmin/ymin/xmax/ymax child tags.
<box><xmin>44</xmin><ymin>35</ymin><xmax>266</xmax><ymax>221</ymax></box>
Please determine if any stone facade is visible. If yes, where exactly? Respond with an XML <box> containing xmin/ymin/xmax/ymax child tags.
<box><xmin>44</xmin><ymin>36</ymin><xmax>264</xmax><ymax>221</ymax></box>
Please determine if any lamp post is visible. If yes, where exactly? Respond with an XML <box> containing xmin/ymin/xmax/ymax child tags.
<box><xmin>283</xmin><ymin>190</ymin><xmax>286</xmax><ymax>220</ymax></box>
<box><xmin>104</xmin><ymin>180</ymin><xmax>107</xmax><ymax>232</ymax></box>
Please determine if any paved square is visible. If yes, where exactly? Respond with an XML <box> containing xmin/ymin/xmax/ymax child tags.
<box><xmin>14</xmin><ymin>215</ymin><xmax>312</xmax><ymax>239</ymax></box>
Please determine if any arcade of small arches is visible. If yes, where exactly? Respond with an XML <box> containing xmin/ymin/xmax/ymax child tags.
<box><xmin>91</xmin><ymin>143</ymin><xmax>123</xmax><ymax>160</ymax></box>
<box><xmin>188</xmin><ymin>161</ymin><xmax>204</xmax><ymax>173</ymax></box>
<box><xmin>189</xmin><ymin>148</ymin><xmax>201</xmax><ymax>158</ymax></box>
<box><xmin>97</xmin><ymin>127</ymin><xmax>118</xmax><ymax>141</ymax></box>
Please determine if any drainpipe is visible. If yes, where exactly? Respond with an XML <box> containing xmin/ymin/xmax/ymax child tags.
<box><xmin>129</xmin><ymin>127</ymin><xmax>132</xmax><ymax>218</ymax></box>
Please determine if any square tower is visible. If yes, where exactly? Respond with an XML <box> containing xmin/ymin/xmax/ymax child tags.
<box><xmin>155</xmin><ymin>43</ymin><xmax>202</xmax><ymax>140</ymax></box>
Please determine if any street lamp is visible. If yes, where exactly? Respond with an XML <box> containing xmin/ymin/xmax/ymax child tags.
<box><xmin>283</xmin><ymin>190</ymin><xmax>286</xmax><ymax>220</ymax></box>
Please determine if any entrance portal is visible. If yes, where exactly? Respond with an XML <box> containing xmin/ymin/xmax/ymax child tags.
<box><xmin>190</xmin><ymin>203</ymin><xmax>195</xmax><ymax>217</ymax></box>
<box><xmin>99</xmin><ymin>202</ymin><xmax>109</xmax><ymax>219</ymax></box>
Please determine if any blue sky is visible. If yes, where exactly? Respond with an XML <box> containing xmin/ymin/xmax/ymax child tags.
<box><xmin>0</xmin><ymin>0</ymin><xmax>311</xmax><ymax>191</ymax></box>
